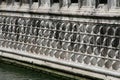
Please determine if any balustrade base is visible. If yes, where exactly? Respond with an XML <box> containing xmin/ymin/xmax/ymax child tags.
<box><xmin>0</xmin><ymin>50</ymin><xmax>119</xmax><ymax>80</ymax></box>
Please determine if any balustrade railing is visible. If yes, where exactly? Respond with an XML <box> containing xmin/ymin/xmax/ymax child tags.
<box><xmin>0</xmin><ymin>16</ymin><xmax>120</xmax><ymax>76</ymax></box>
<box><xmin>0</xmin><ymin>0</ymin><xmax>120</xmax><ymax>79</ymax></box>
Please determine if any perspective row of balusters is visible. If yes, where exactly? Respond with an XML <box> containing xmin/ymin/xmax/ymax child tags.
<box><xmin>0</xmin><ymin>16</ymin><xmax>120</xmax><ymax>71</ymax></box>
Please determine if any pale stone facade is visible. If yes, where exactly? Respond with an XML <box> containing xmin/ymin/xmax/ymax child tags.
<box><xmin>0</xmin><ymin>0</ymin><xmax>120</xmax><ymax>80</ymax></box>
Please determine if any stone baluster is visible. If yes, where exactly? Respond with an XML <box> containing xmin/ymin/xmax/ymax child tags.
<box><xmin>82</xmin><ymin>0</ymin><xmax>95</xmax><ymax>8</ymax></box>
<box><xmin>101</xmin><ymin>0</ymin><xmax>120</xmax><ymax>9</ymax></box>
<box><xmin>6</xmin><ymin>0</ymin><xmax>13</xmax><ymax>5</ymax></box>
<box><xmin>114</xmin><ymin>0</ymin><xmax>120</xmax><ymax>8</ymax></box>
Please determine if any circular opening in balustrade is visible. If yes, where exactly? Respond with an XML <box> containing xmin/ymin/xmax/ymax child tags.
<box><xmin>108</xmin><ymin>49</ymin><xmax>116</xmax><ymax>58</ymax></box>
<box><xmin>26</xmin><ymin>45</ymin><xmax>31</xmax><ymax>52</ymax></box>
<box><xmin>107</xmin><ymin>27</ymin><xmax>114</xmax><ymax>35</ymax></box>
<box><xmin>116</xmin><ymin>51</ymin><xmax>120</xmax><ymax>59</ymax></box>
<box><xmin>105</xmin><ymin>60</ymin><xmax>113</xmax><ymax>69</ymax></box>
<box><xmin>71</xmin><ymin>54</ymin><xmax>76</xmax><ymax>62</ymax></box>
<box><xmin>83</xmin><ymin>35</ymin><xmax>90</xmax><ymax>43</ymax></box>
<box><xmin>101</xmin><ymin>48</ymin><xmax>108</xmax><ymax>57</ymax></box>
<box><xmin>112</xmin><ymin>38</ymin><xmax>119</xmax><ymax>48</ymax></box>
<box><xmin>115</xmin><ymin>27</ymin><xmax>120</xmax><ymax>36</ymax></box>
<box><xmin>62</xmin><ymin>42</ymin><xmax>69</xmax><ymax>50</ymax></box>
<box><xmin>93</xmin><ymin>24</ymin><xmax>101</xmax><ymax>34</ymax></box>
<box><xmin>112</xmin><ymin>61</ymin><xmax>120</xmax><ymax>70</ymax></box>
<box><xmin>57</xmin><ymin>41</ymin><xmax>62</xmax><ymax>49</ymax></box>
<box><xmin>68</xmin><ymin>42</ymin><xmax>75</xmax><ymax>51</ymax></box>
<box><xmin>76</xmin><ymin>35</ymin><xmax>82</xmax><ymax>42</ymax></box>
<box><xmin>104</xmin><ymin>37</ymin><xmax>112</xmax><ymax>47</ymax></box>
<box><xmin>86</xmin><ymin>24</ymin><xmax>94</xmax><ymax>33</ymax></box>
<box><xmin>66</xmin><ymin>23</ymin><xmax>73</xmax><ymax>31</ymax></box>
<box><xmin>91</xmin><ymin>57</ymin><xmax>98</xmax><ymax>65</ymax></box>
<box><xmin>100</xmin><ymin>25</ymin><xmax>108</xmax><ymax>35</ymax></box>
<box><xmin>84</xmin><ymin>56</ymin><xmax>91</xmax><ymax>64</ymax></box>
<box><xmin>97</xmin><ymin>36</ymin><xmax>104</xmax><ymax>45</ymax></box>
<box><xmin>60</xmin><ymin>51</ymin><xmax>67</xmax><ymax>60</ymax></box>
<box><xmin>65</xmin><ymin>33</ymin><xmax>71</xmax><ymax>40</ymax></box>
<box><xmin>90</xmin><ymin>36</ymin><xmax>97</xmax><ymax>45</ymax></box>
<box><xmin>98</xmin><ymin>58</ymin><xmax>106</xmax><ymax>67</ymax></box>
<box><xmin>80</xmin><ymin>45</ymin><xmax>87</xmax><ymax>53</ymax></box>
<box><xmin>74</xmin><ymin>44</ymin><xmax>80</xmax><ymax>52</ymax></box>
<box><xmin>39</xmin><ymin>47</ymin><xmax>45</xmax><ymax>55</ymax></box>
<box><xmin>47</xmin><ymin>40</ymin><xmax>52</xmax><ymax>47</ymax></box>
<box><xmin>54</xmin><ymin>50</ymin><xmax>61</xmax><ymax>58</ymax></box>
<box><xmin>87</xmin><ymin>46</ymin><xmax>93</xmax><ymax>54</ymax></box>
<box><xmin>79</xmin><ymin>24</ymin><xmax>86</xmax><ymax>32</ymax></box>
<box><xmin>94</xmin><ymin>47</ymin><xmax>101</xmax><ymax>55</ymax></box>
<box><xmin>77</xmin><ymin>55</ymin><xmax>85</xmax><ymax>63</ymax></box>
<box><xmin>44</xmin><ymin>49</ymin><xmax>50</xmax><ymax>56</ymax></box>
<box><xmin>51</xmin><ymin>40</ymin><xmax>57</xmax><ymax>48</ymax></box>
<box><xmin>59</xmin><ymin>32</ymin><xmax>65</xmax><ymax>40</ymax></box>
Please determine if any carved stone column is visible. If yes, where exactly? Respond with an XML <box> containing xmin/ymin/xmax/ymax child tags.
<box><xmin>108</xmin><ymin>0</ymin><xmax>120</xmax><ymax>9</ymax></box>
<box><xmin>40</xmin><ymin>0</ymin><xmax>52</xmax><ymax>7</ymax></box>
<box><xmin>6</xmin><ymin>0</ymin><xmax>13</xmax><ymax>5</ymax></box>
<box><xmin>46</xmin><ymin>0</ymin><xmax>52</xmax><ymax>7</ymax></box>
<box><xmin>78</xmin><ymin>0</ymin><xmax>83</xmax><ymax>8</ymax></box>
<box><xmin>89</xmin><ymin>0</ymin><xmax>96</xmax><ymax>7</ymax></box>
<box><xmin>82</xmin><ymin>0</ymin><xmax>95</xmax><ymax>8</ymax></box>
<box><xmin>61</xmin><ymin>0</ymin><xmax>70</xmax><ymax>7</ymax></box>
<box><xmin>115</xmin><ymin>0</ymin><xmax>120</xmax><ymax>8</ymax></box>
<box><xmin>22</xmin><ymin>0</ymin><xmax>30</xmax><ymax>4</ymax></box>
<box><xmin>40</xmin><ymin>0</ymin><xmax>45</xmax><ymax>6</ymax></box>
